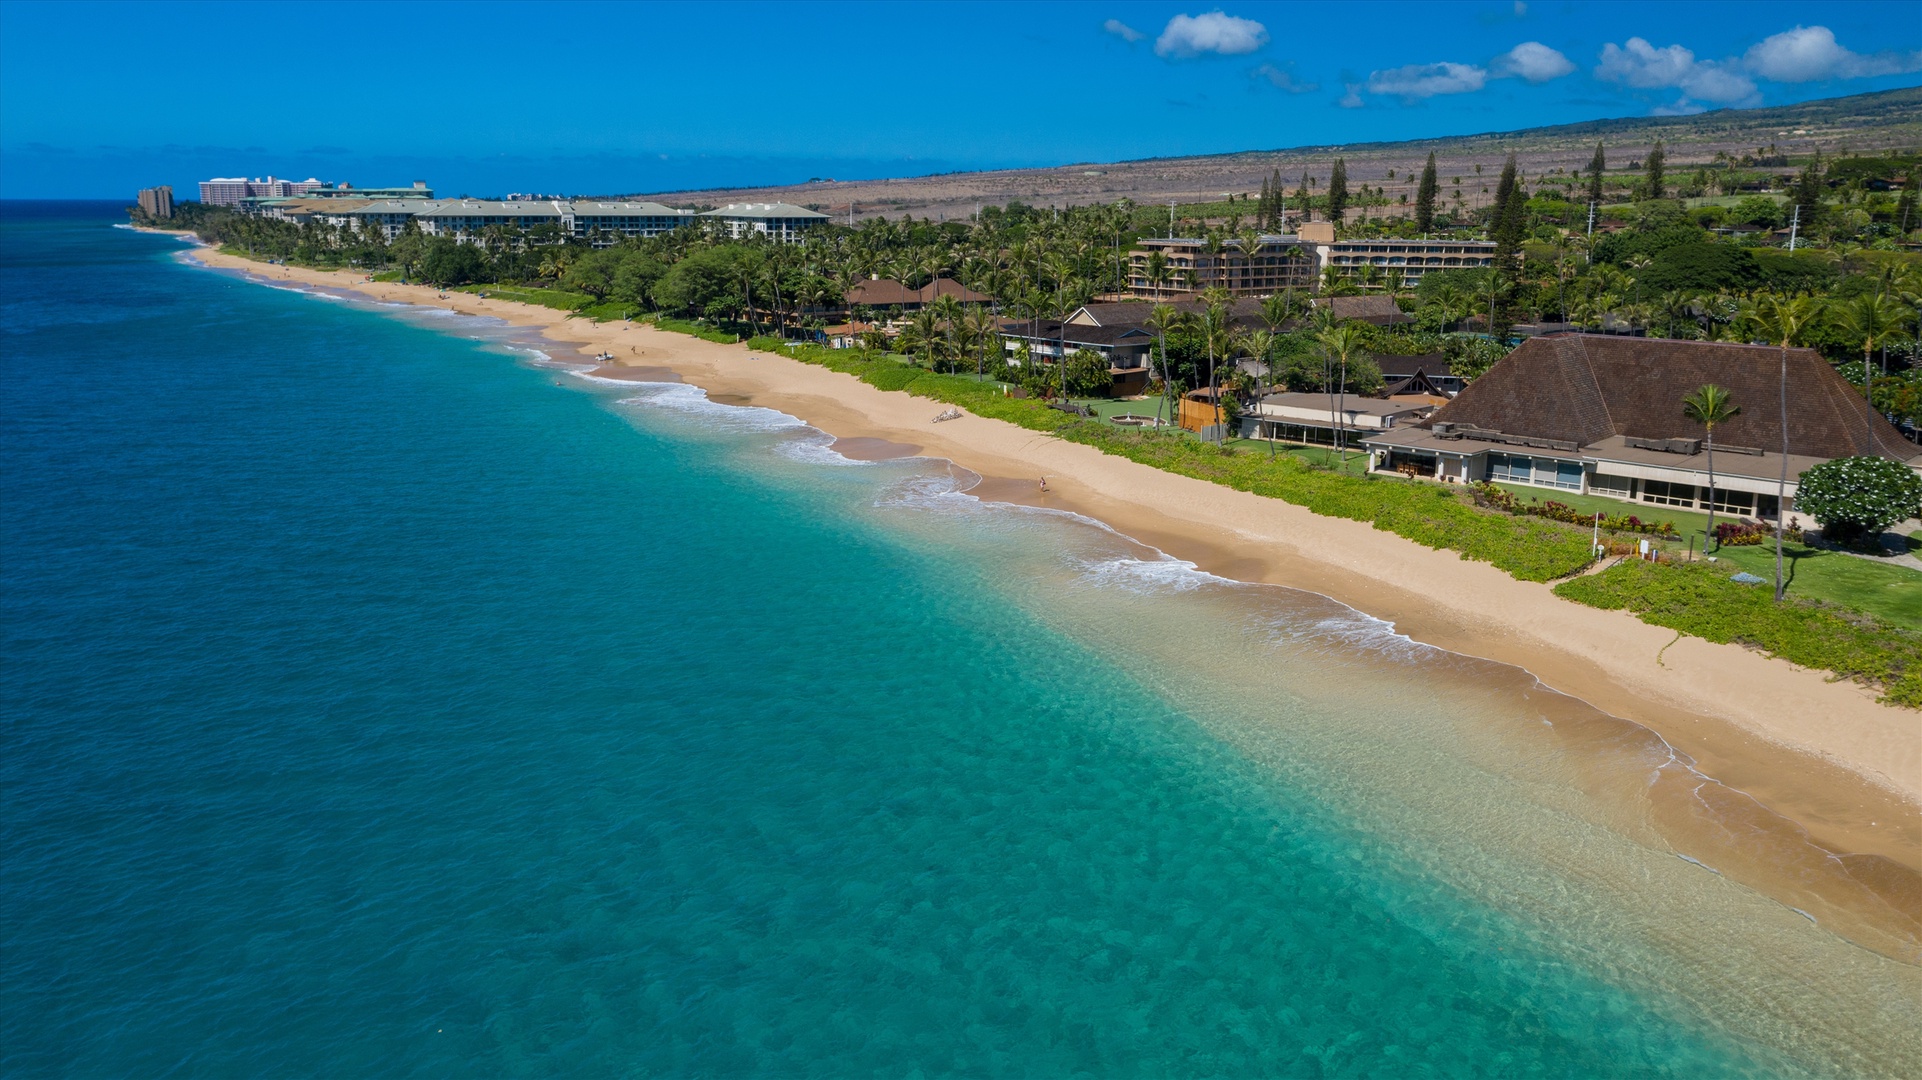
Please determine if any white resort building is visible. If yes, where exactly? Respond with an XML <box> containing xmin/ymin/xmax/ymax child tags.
<box><xmin>701</xmin><ymin>202</ymin><xmax>829</xmax><ymax>243</ymax></box>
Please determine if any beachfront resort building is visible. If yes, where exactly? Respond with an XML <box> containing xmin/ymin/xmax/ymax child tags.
<box><xmin>1299</xmin><ymin>221</ymin><xmax>1497</xmax><ymax>290</ymax></box>
<box><xmin>701</xmin><ymin>202</ymin><xmax>829</xmax><ymax>243</ymax></box>
<box><xmin>565</xmin><ymin>202</ymin><xmax>701</xmax><ymax>242</ymax></box>
<box><xmin>406</xmin><ymin>201</ymin><xmax>697</xmax><ymax>245</ymax></box>
<box><xmin>1127</xmin><ymin>235</ymin><xmax>1318</xmax><ymax>300</ymax></box>
<box><xmin>136</xmin><ymin>186</ymin><xmax>174</xmax><ymax>219</ymax></box>
<box><xmin>338</xmin><ymin>200</ymin><xmax>438</xmax><ymax>239</ymax></box>
<box><xmin>1359</xmin><ymin>335</ymin><xmax>1922</xmax><ymax>518</ymax></box>
<box><xmin>199</xmin><ymin>176</ymin><xmax>327</xmax><ymax>206</ymax></box>
<box><xmin>305</xmin><ymin>182</ymin><xmax>434</xmax><ymax>200</ymax></box>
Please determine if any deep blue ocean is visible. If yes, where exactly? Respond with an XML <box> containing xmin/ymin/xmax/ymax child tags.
<box><xmin>3</xmin><ymin>203</ymin><xmax>1917</xmax><ymax>1077</ymax></box>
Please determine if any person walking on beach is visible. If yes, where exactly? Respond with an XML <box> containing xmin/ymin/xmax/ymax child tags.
<box><xmin>1038</xmin><ymin>477</ymin><xmax>1049</xmax><ymax>492</ymax></box>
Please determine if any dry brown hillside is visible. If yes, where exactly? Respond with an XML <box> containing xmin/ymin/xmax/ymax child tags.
<box><xmin>623</xmin><ymin>87</ymin><xmax>1920</xmax><ymax>221</ymax></box>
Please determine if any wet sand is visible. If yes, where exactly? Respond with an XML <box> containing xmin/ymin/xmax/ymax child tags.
<box><xmin>178</xmin><ymin>246</ymin><xmax>1921</xmax><ymax>955</ymax></box>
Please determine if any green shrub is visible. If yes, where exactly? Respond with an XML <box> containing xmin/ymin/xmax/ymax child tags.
<box><xmin>1795</xmin><ymin>456</ymin><xmax>1922</xmax><ymax>545</ymax></box>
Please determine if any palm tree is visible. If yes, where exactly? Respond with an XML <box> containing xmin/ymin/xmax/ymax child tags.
<box><xmin>1198</xmin><ymin>286</ymin><xmax>1233</xmax><ymax>434</ymax></box>
<box><xmin>962</xmin><ymin>305</ymin><xmax>999</xmax><ymax>382</ymax></box>
<box><xmin>1145</xmin><ymin>249</ymin><xmax>1169</xmax><ymax>300</ymax></box>
<box><xmin>1748</xmin><ymin>293</ymin><xmax>1825</xmax><ymax>601</ymax></box>
<box><xmin>1236</xmin><ymin>227</ymin><xmax>1264</xmax><ymax>293</ymax></box>
<box><xmin>1833</xmin><ymin>291</ymin><xmax>1903</xmax><ymax>454</ymax></box>
<box><xmin>1316</xmin><ymin>321</ymin><xmax>1369</xmax><ymax>471</ymax></box>
<box><xmin>929</xmin><ymin>294</ymin><xmax>964</xmax><ymax>372</ymax></box>
<box><xmin>1146</xmin><ymin>302</ymin><xmax>1183</xmax><ymax>427</ymax></box>
<box><xmin>1200</xmin><ymin>231</ymin><xmax>1228</xmax><ymax>293</ymax></box>
<box><xmin>1238</xmin><ymin>328</ymin><xmax>1279</xmax><ymax>455</ymax></box>
<box><xmin>1682</xmin><ymin>385</ymin><xmax>1741</xmax><ymax>550</ymax></box>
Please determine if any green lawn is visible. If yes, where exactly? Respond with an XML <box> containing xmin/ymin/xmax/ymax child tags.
<box><xmin>1490</xmin><ymin>483</ymin><xmax>1707</xmax><ymax>537</ymax></box>
<box><xmin>1488</xmin><ymin>481</ymin><xmax>1922</xmax><ymax>627</ymax></box>
<box><xmin>453</xmin><ymin>284</ymin><xmax>591</xmax><ymax>312</ymax></box>
<box><xmin>1702</xmin><ymin>540</ymin><xmax>1922</xmax><ymax>631</ymax></box>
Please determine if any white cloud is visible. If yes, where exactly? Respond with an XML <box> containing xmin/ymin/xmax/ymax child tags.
<box><xmin>1595</xmin><ymin>37</ymin><xmax>1758</xmax><ymax>107</ymax></box>
<box><xmin>1155</xmin><ymin>11</ymin><xmax>1269</xmax><ymax>58</ymax></box>
<box><xmin>1103</xmin><ymin>18</ymin><xmax>1145</xmax><ymax>44</ymax></box>
<box><xmin>1596</xmin><ymin>37</ymin><xmax>1699</xmax><ymax>88</ymax></box>
<box><xmin>1366</xmin><ymin>61</ymin><xmax>1488</xmax><ymax>100</ymax></box>
<box><xmin>1338</xmin><ymin>83</ymin><xmax>1365</xmax><ymax>108</ymax></box>
<box><xmin>1253</xmin><ymin>63</ymin><xmax>1318</xmax><ymax>93</ymax></box>
<box><xmin>1743</xmin><ymin>25</ymin><xmax>1922</xmax><ymax>82</ymax></box>
<box><xmin>1493</xmin><ymin>41</ymin><xmax>1574</xmax><ymax>83</ymax></box>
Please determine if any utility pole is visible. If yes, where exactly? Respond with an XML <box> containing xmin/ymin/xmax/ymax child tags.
<box><xmin>1585</xmin><ymin>200</ymin><xmax>1596</xmax><ymax>261</ymax></box>
<box><xmin>1169</xmin><ymin>202</ymin><xmax>1175</xmax><ymax>239</ymax></box>
<box><xmin>1787</xmin><ymin>203</ymin><xmax>1799</xmax><ymax>252</ymax></box>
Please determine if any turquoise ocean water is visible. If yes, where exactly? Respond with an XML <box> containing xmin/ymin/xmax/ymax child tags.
<box><xmin>3</xmin><ymin>204</ymin><xmax>1917</xmax><ymax>1077</ymax></box>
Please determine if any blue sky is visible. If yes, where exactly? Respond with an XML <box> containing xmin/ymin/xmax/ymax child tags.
<box><xmin>2</xmin><ymin>0</ymin><xmax>1917</xmax><ymax>200</ymax></box>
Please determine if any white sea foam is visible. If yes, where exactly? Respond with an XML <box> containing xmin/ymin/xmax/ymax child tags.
<box><xmin>1074</xmin><ymin>553</ymin><xmax>1224</xmax><ymax>595</ymax></box>
<box><xmin>616</xmin><ymin>382</ymin><xmax>809</xmax><ymax>434</ymax></box>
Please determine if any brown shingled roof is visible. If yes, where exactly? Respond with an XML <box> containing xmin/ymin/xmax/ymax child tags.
<box><xmin>1311</xmin><ymin>295</ymin><xmax>1413</xmax><ymax>325</ymax></box>
<box><xmin>1425</xmin><ymin>335</ymin><xmax>1914</xmax><ymax>461</ymax></box>
<box><xmin>845</xmin><ymin>277</ymin><xmax>992</xmax><ymax>306</ymax></box>
<box><xmin>845</xmin><ymin>278</ymin><xmax>919</xmax><ymax>306</ymax></box>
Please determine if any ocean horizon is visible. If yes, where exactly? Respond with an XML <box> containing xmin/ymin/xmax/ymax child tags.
<box><xmin>3</xmin><ymin>202</ymin><xmax>1917</xmax><ymax>1077</ymax></box>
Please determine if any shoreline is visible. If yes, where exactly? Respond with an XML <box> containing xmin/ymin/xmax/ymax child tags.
<box><xmin>176</xmin><ymin>247</ymin><xmax>1920</xmax><ymax>882</ymax></box>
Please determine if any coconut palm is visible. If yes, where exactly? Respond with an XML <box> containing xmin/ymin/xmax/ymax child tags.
<box><xmin>1316</xmin><ymin>321</ymin><xmax>1369</xmax><ymax>471</ymax></box>
<box><xmin>961</xmin><ymin>305</ymin><xmax>999</xmax><ymax>381</ymax></box>
<box><xmin>1236</xmin><ymin>227</ymin><xmax>1264</xmax><ymax>293</ymax></box>
<box><xmin>1832</xmin><ymin>291</ymin><xmax>1904</xmax><ymax>454</ymax></box>
<box><xmin>1237</xmin><ymin>328</ymin><xmax>1279</xmax><ymax>455</ymax></box>
<box><xmin>1682</xmin><ymin>384</ymin><xmax>1741</xmax><ymax>549</ymax></box>
<box><xmin>1748</xmin><ymin>293</ymin><xmax>1825</xmax><ymax>601</ymax></box>
<box><xmin>1197</xmin><ymin>286</ymin><xmax>1234</xmax><ymax>433</ymax></box>
<box><xmin>1146</xmin><ymin>302</ymin><xmax>1185</xmax><ymax>427</ymax></box>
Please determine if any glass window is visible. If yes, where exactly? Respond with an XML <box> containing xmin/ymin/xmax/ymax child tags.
<box><xmin>1486</xmin><ymin>452</ymin><xmax>1532</xmax><ymax>483</ymax></box>
<box><xmin>1590</xmin><ymin>473</ymin><xmax>1635</xmax><ymax>498</ymax></box>
<box><xmin>1642</xmin><ymin>480</ymin><xmax>1697</xmax><ymax>507</ymax></box>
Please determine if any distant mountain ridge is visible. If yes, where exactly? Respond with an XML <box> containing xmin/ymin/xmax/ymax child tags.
<box><xmin>640</xmin><ymin>87</ymin><xmax>1920</xmax><ymax>220</ymax></box>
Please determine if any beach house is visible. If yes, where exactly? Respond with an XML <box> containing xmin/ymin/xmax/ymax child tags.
<box><xmin>1241</xmin><ymin>393</ymin><xmax>1436</xmax><ymax>446</ymax></box>
<box><xmin>998</xmin><ymin>319</ymin><xmax>1157</xmax><ymax>396</ymax></box>
<box><xmin>1359</xmin><ymin>334</ymin><xmax>1922</xmax><ymax>518</ymax></box>
<box><xmin>845</xmin><ymin>277</ymin><xmax>994</xmax><ymax>312</ymax></box>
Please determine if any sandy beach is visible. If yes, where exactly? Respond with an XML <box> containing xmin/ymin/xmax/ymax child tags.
<box><xmin>180</xmin><ymin>247</ymin><xmax>1919</xmax><ymax>900</ymax></box>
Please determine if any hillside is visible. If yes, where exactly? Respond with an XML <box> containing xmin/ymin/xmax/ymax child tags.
<box><xmin>630</xmin><ymin>87</ymin><xmax>1921</xmax><ymax>221</ymax></box>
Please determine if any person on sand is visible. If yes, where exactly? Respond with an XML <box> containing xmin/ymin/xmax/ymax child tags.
<box><xmin>1038</xmin><ymin>477</ymin><xmax>1049</xmax><ymax>492</ymax></box>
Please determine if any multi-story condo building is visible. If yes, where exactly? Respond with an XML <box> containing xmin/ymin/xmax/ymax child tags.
<box><xmin>406</xmin><ymin>201</ymin><xmax>697</xmax><ymax>246</ymax></box>
<box><xmin>136</xmin><ymin>186</ymin><xmax>174</xmax><ymax>219</ymax></box>
<box><xmin>416</xmin><ymin>200</ymin><xmax>570</xmax><ymax>238</ymax></box>
<box><xmin>337</xmin><ymin>200</ymin><xmax>439</xmax><ymax>239</ymax></box>
<box><xmin>198</xmin><ymin>176</ymin><xmax>325</xmax><ymax>206</ymax></box>
<box><xmin>307</xmin><ymin>182</ymin><xmax>434</xmax><ymax>200</ymax></box>
<box><xmin>701</xmin><ymin>202</ymin><xmax>828</xmax><ymax>243</ymax></box>
<box><xmin>567</xmin><ymin>202</ymin><xmax>699</xmax><ymax>242</ymax></box>
<box><xmin>1127</xmin><ymin>235</ymin><xmax>1318</xmax><ymax>300</ymax></box>
<box><xmin>1300</xmin><ymin>221</ymin><xmax>1496</xmax><ymax>289</ymax></box>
